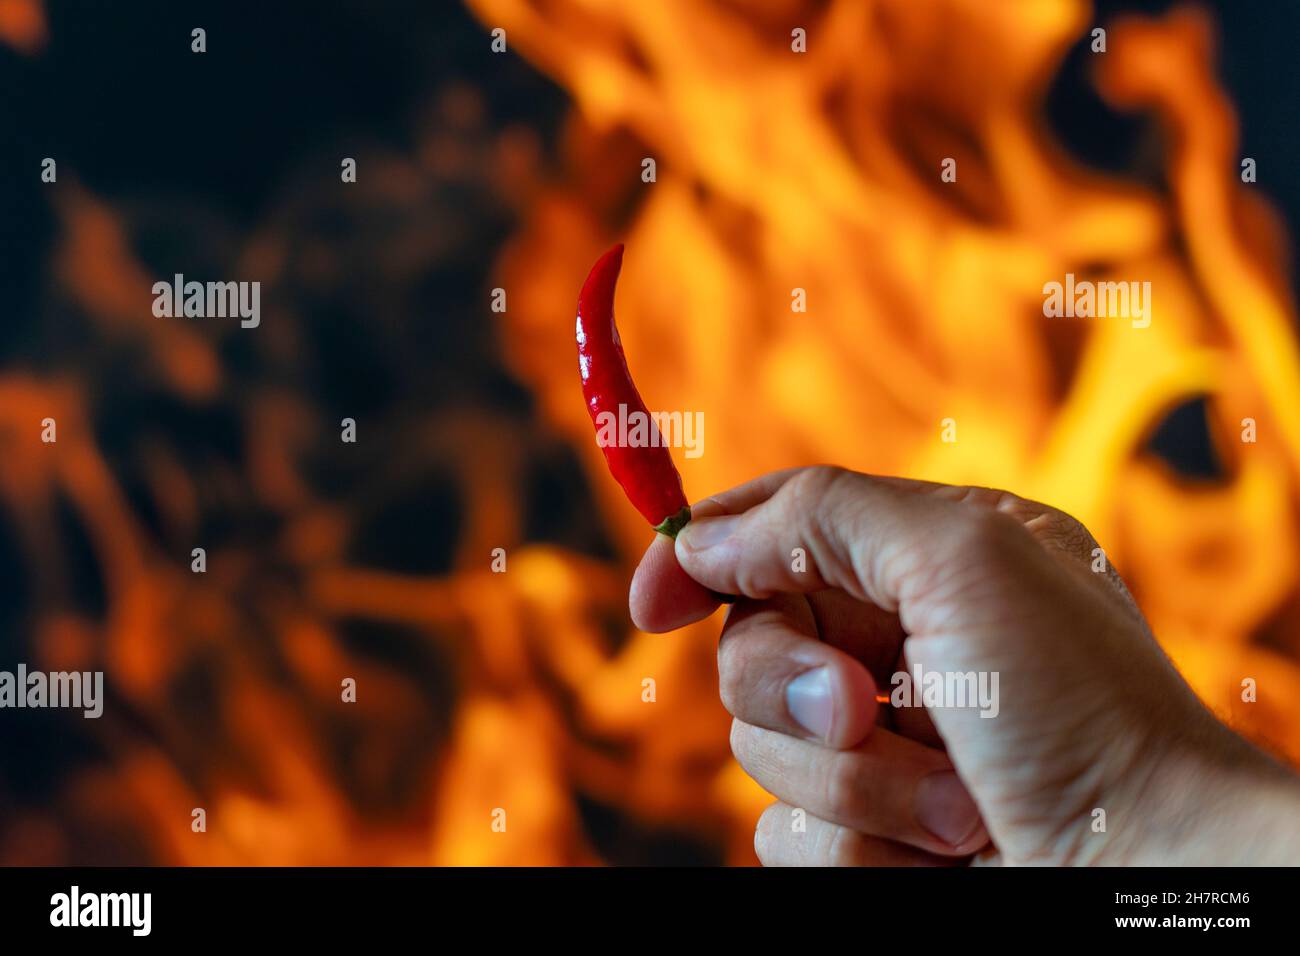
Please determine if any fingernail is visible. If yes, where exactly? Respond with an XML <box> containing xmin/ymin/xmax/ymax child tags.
<box><xmin>785</xmin><ymin>667</ymin><xmax>834</xmax><ymax>740</ymax></box>
<box><xmin>691</xmin><ymin>497</ymin><xmax>729</xmax><ymax>519</ymax></box>
<box><xmin>915</xmin><ymin>771</ymin><xmax>982</xmax><ymax>847</ymax></box>
<box><xmin>677</xmin><ymin>515</ymin><xmax>740</xmax><ymax>551</ymax></box>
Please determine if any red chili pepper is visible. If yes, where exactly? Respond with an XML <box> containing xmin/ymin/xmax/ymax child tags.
<box><xmin>576</xmin><ymin>244</ymin><xmax>692</xmax><ymax>537</ymax></box>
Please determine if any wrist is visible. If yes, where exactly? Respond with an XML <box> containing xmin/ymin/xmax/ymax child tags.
<box><xmin>1127</xmin><ymin>725</ymin><xmax>1300</xmax><ymax>866</ymax></box>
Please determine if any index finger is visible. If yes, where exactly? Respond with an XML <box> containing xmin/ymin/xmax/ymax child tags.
<box><xmin>674</xmin><ymin>466</ymin><xmax>1036</xmax><ymax>622</ymax></box>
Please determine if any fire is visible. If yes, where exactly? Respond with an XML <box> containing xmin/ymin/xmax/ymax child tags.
<box><xmin>3</xmin><ymin>1</ymin><xmax>1299</xmax><ymax>867</ymax></box>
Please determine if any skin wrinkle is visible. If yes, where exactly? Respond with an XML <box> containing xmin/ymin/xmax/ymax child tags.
<box><xmin>1055</xmin><ymin>708</ymin><xmax>1177</xmax><ymax>865</ymax></box>
<box><xmin>1021</xmin><ymin>510</ymin><xmax>1146</xmax><ymax>624</ymax></box>
<box><xmin>906</xmin><ymin>520</ymin><xmax>1155</xmax><ymax>855</ymax></box>
<box><xmin>801</xmin><ymin>468</ymin><xmax>869</xmax><ymax>598</ymax></box>
<box><xmin>822</xmin><ymin>814</ymin><xmax>857</xmax><ymax>866</ymax></box>
<box><xmin>929</xmin><ymin>630</ymin><xmax>1158</xmax><ymax>859</ymax></box>
<box><xmin>900</xmin><ymin>514</ymin><xmax>1025</xmax><ymax>634</ymax></box>
<box><xmin>1002</xmin><ymin>697</ymin><xmax>1122</xmax><ymax>864</ymax></box>
<box><xmin>736</xmin><ymin>718</ymin><xmax>971</xmax><ymax>853</ymax></box>
<box><xmin>939</xmin><ymin>603</ymin><xmax>1157</xmax><ymax>864</ymax></box>
<box><xmin>823</xmin><ymin>747</ymin><xmax>865</xmax><ymax>824</ymax></box>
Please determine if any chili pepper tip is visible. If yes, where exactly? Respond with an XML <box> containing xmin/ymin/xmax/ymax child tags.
<box><xmin>598</xmin><ymin>242</ymin><xmax>624</xmax><ymax>271</ymax></box>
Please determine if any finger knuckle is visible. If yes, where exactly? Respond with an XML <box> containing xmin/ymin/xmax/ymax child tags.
<box><xmin>781</xmin><ymin>465</ymin><xmax>857</xmax><ymax>517</ymax></box>
<box><xmin>733</xmin><ymin>559</ymin><xmax>771</xmax><ymax>600</ymax></box>
<box><xmin>948</xmin><ymin>507</ymin><xmax>1027</xmax><ymax>565</ymax></box>
<box><xmin>823</xmin><ymin>751</ymin><xmax>867</xmax><ymax>821</ymax></box>
<box><xmin>783</xmin><ymin>466</ymin><xmax>867</xmax><ymax>580</ymax></box>
<box><xmin>957</xmin><ymin>485</ymin><xmax>1023</xmax><ymax>511</ymax></box>
<box><xmin>790</xmin><ymin>464</ymin><xmax>846</xmax><ymax>498</ymax></box>
<box><xmin>1034</xmin><ymin>508</ymin><xmax>1098</xmax><ymax>556</ymax></box>
<box><xmin>822</xmin><ymin>822</ymin><xmax>863</xmax><ymax>867</ymax></box>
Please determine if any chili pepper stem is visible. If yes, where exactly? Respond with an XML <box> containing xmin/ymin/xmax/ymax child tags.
<box><xmin>652</xmin><ymin>505</ymin><xmax>693</xmax><ymax>538</ymax></box>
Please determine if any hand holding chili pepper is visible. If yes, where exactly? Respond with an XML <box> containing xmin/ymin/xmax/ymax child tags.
<box><xmin>633</xmin><ymin>465</ymin><xmax>1300</xmax><ymax>866</ymax></box>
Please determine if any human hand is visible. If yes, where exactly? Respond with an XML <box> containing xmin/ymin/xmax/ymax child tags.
<box><xmin>631</xmin><ymin>466</ymin><xmax>1300</xmax><ymax>865</ymax></box>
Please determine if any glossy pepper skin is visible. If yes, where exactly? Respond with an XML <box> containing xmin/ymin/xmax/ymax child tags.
<box><xmin>576</xmin><ymin>244</ymin><xmax>692</xmax><ymax>537</ymax></box>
